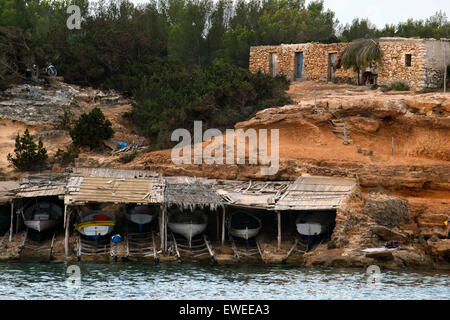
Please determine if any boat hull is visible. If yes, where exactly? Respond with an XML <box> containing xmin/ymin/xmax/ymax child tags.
<box><xmin>76</xmin><ymin>211</ymin><xmax>116</xmax><ymax>238</ymax></box>
<box><xmin>229</xmin><ymin>211</ymin><xmax>262</xmax><ymax>240</ymax></box>
<box><xmin>296</xmin><ymin>222</ymin><xmax>323</xmax><ymax>236</ymax></box>
<box><xmin>125</xmin><ymin>213</ymin><xmax>154</xmax><ymax>225</ymax></box>
<box><xmin>168</xmin><ymin>222</ymin><xmax>207</xmax><ymax>241</ymax></box>
<box><xmin>78</xmin><ymin>225</ymin><xmax>115</xmax><ymax>237</ymax></box>
<box><xmin>24</xmin><ymin>220</ymin><xmax>58</xmax><ymax>232</ymax></box>
<box><xmin>230</xmin><ymin>227</ymin><xmax>261</xmax><ymax>240</ymax></box>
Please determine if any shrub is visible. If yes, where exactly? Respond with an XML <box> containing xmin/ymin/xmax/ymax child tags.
<box><xmin>59</xmin><ymin>110</ymin><xmax>74</xmax><ymax>130</ymax></box>
<box><xmin>7</xmin><ymin>129</ymin><xmax>48</xmax><ymax>171</ymax></box>
<box><xmin>55</xmin><ymin>145</ymin><xmax>79</xmax><ymax>164</ymax></box>
<box><xmin>119</xmin><ymin>151</ymin><xmax>139</xmax><ymax>164</ymax></box>
<box><xmin>390</xmin><ymin>81</ymin><xmax>410</xmax><ymax>91</ymax></box>
<box><xmin>370</xmin><ymin>84</ymin><xmax>379</xmax><ymax>90</ymax></box>
<box><xmin>132</xmin><ymin>59</ymin><xmax>291</xmax><ymax>149</ymax></box>
<box><xmin>70</xmin><ymin>108</ymin><xmax>114</xmax><ymax>148</ymax></box>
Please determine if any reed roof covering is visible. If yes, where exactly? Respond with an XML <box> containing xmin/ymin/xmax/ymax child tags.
<box><xmin>164</xmin><ymin>178</ymin><xmax>221</xmax><ymax>206</ymax></box>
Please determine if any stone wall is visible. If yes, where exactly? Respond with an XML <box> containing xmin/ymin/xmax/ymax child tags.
<box><xmin>249</xmin><ymin>43</ymin><xmax>354</xmax><ymax>82</ymax></box>
<box><xmin>249</xmin><ymin>38</ymin><xmax>450</xmax><ymax>90</ymax></box>
<box><xmin>377</xmin><ymin>38</ymin><xmax>426</xmax><ymax>90</ymax></box>
<box><xmin>302</xmin><ymin>43</ymin><xmax>354</xmax><ymax>81</ymax></box>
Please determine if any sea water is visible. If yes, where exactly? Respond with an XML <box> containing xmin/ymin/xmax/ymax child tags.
<box><xmin>0</xmin><ymin>262</ymin><xmax>448</xmax><ymax>300</ymax></box>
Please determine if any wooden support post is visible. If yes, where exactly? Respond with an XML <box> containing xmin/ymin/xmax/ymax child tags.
<box><xmin>64</xmin><ymin>205</ymin><xmax>70</xmax><ymax>256</ymax></box>
<box><xmin>159</xmin><ymin>205</ymin><xmax>164</xmax><ymax>251</ymax></box>
<box><xmin>216</xmin><ymin>209</ymin><xmax>220</xmax><ymax>241</ymax></box>
<box><xmin>163</xmin><ymin>205</ymin><xmax>167</xmax><ymax>253</ymax></box>
<box><xmin>221</xmin><ymin>206</ymin><xmax>226</xmax><ymax>246</ymax></box>
<box><xmin>9</xmin><ymin>200</ymin><xmax>14</xmax><ymax>242</ymax></box>
<box><xmin>277</xmin><ymin>211</ymin><xmax>281</xmax><ymax>250</ymax></box>
<box><xmin>16</xmin><ymin>206</ymin><xmax>20</xmax><ymax>234</ymax></box>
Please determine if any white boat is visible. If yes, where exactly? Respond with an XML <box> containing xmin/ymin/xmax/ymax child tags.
<box><xmin>125</xmin><ymin>204</ymin><xmax>155</xmax><ymax>228</ymax></box>
<box><xmin>167</xmin><ymin>208</ymin><xmax>208</xmax><ymax>247</ymax></box>
<box><xmin>229</xmin><ymin>211</ymin><xmax>261</xmax><ymax>240</ymax></box>
<box><xmin>296</xmin><ymin>222</ymin><xmax>323</xmax><ymax>236</ymax></box>
<box><xmin>295</xmin><ymin>213</ymin><xmax>332</xmax><ymax>236</ymax></box>
<box><xmin>23</xmin><ymin>202</ymin><xmax>63</xmax><ymax>232</ymax></box>
<box><xmin>76</xmin><ymin>211</ymin><xmax>116</xmax><ymax>239</ymax></box>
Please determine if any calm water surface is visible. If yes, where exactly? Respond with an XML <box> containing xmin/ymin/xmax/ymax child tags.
<box><xmin>0</xmin><ymin>262</ymin><xmax>448</xmax><ymax>300</ymax></box>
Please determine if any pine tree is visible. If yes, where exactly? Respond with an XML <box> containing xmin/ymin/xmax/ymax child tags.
<box><xmin>70</xmin><ymin>108</ymin><xmax>114</xmax><ymax>148</ymax></box>
<box><xmin>7</xmin><ymin>129</ymin><xmax>48</xmax><ymax>171</ymax></box>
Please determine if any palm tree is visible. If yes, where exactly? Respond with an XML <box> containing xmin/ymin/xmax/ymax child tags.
<box><xmin>341</xmin><ymin>38</ymin><xmax>381</xmax><ymax>85</ymax></box>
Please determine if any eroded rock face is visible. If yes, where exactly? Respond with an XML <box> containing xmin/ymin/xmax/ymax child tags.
<box><xmin>363</xmin><ymin>193</ymin><xmax>410</xmax><ymax>227</ymax></box>
<box><xmin>427</xmin><ymin>238</ymin><xmax>450</xmax><ymax>260</ymax></box>
<box><xmin>0</xmin><ymin>79</ymin><xmax>124</xmax><ymax>126</ymax></box>
<box><xmin>370</xmin><ymin>225</ymin><xmax>410</xmax><ymax>242</ymax></box>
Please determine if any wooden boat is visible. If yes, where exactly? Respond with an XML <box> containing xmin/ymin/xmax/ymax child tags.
<box><xmin>76</xmin><ymin>210</ymin><xmax>116</xmax><ymax>239</ymax></box>
<box><xmin>23</xmin><ymin>202</ymin><xmax>63</xmax><ymax>232</ymax></box>
<box><xmin>229</xmin><ymin>211</ymin><xmax>261</xmax><ymax>240</ymax></box>
<box><xmin>295</xmin><ymin>214</ymin><xmax>332</xmax><ymax>236</ymax></box>
<box><xmin>125</xmin><ymin>204</ymin><xmax>155</xmax><ymax>231</ymax></box>
<box><xmin>167</xmin><ymin>208</ymin><xmax>208</xmax><ymax>247</ymax></box>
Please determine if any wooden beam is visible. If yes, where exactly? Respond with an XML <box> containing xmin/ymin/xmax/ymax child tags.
<box><xmin>163</xmin><ymin>205</ymin><xmax>167</xmax><ymax>252</ymax></box>
<box><xmin>64</xmin><ymin>205</ymin><xmax>70</xmax><ymax>256</ymax></box>
<box><xmin>9</xmin><ymin>200</ymin><xmax>14</xmax><ymax>242</ymax></box>
<box><xmin>159</xmin><ymin>205</ymin><xmax>164</xmax><ymax>251</ymax></box>
<box><xmin>15</xmin><ymin>206</ymin><xmax>20</xmax><ymax>234</ymax></box>
<box><xmin>277</xmin><ymin>211</ymin><xmax>281</xmax><ymax>250</ymax></box>
<box><xmin>221</xmin><ymin>206</ymin><xmax>226</xmax><ymax>245</ymax></box>
<box><xmin>216</xmin><ymin>209</ymin><xmax>220</xmax><ymax>241</ymax></box>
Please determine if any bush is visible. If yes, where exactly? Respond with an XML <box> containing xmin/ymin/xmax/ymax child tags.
<box><xmin>119</xmin><ymin>151</ymin><xmax>139</xmax><ymax>164</ymax></box>
<box><xmin>70</xmin><ymin>108</ymin><xmax>114</xmax><ymax>148</ymax></box>
<box><xmin>7</xmin><ymin>129</ymin><xmax>48</xmax><ymax>171</ymax></box>
<box><xmin>380</xmin><ymin>82</ymin><xmax>410</xmax><ymax>92</ymax></box>
<box><xmin>55</xmin><ymin>145</ymin><xmax>79</xmax><ymax>165</ymax></box>
<box><xmin>59</xmin><ymin>110</ymin><xmax>74</xmax><ymax>130</ymax></box>
<box><xmin>132</xmin><ymin>59</ymin><xmax>291</xmax><ymax>149</ymax></box>
<box><xmin>390</xmin><ymin>81</ymin><xmax>410</xmax><ymax>91</ymax></box>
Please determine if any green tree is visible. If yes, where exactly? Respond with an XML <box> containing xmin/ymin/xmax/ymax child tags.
<box><xmin>7</xmin><ymin>129</ymin><xmax>48</xmax><ymax>171</ymax></box>
<box><xmin>70</xmin><ymin>108</ymin><xmax>114</xmax><ymax>148</ymax></box>
<box><xmin>342</xmin><ymin>38</ymin><xmax>381</xmax><ymax>85</ymax></box>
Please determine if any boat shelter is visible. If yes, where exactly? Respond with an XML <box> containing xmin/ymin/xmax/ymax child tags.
<box><xmin>0</xmin><ymin>181</ymin><xmax>20</xmax><ymax>241</ymax></box>
<box><xmin>64</xmin><ymin>169</ymin><xmax>165</xmax><ymax>255</ymax></box>
<box><xmin>2</xmin><ymin>167</ymin><xmax>359</xmax><ymax>257</ymax></box>
<box><xmin>11</xmin><ymin>174</ymin><xmax>69</xmax><ymax>241</ymax></box>
<box><xmin>163</xmin><ymin>176</ymin><xmax>222</xmax><ymax>251</ymax></box>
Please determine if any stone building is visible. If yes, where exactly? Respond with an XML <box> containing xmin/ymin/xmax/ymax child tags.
<box><xmin>249</xmin><ymin>37</ymin><xmax>450</xmax><ymax>91</ymax></box>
